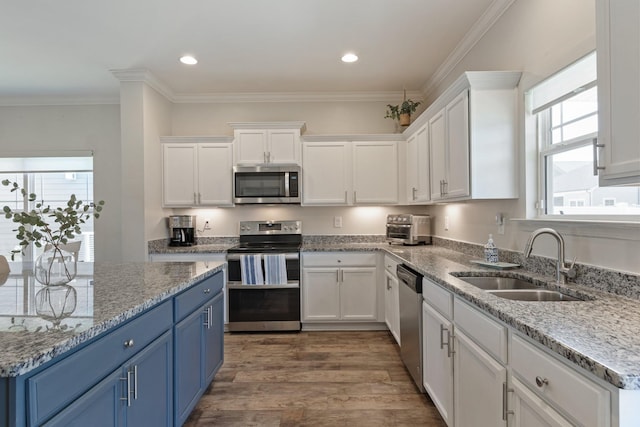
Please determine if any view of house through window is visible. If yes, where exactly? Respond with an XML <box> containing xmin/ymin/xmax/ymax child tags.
<box><xmin>0</xmin><ymin>157</ymin><xmax>96</xmax><ymax>262</ymax></box>
<box><xmin>531</xmin><ymin>52</ymin><xmax>640</xmax><ymax>217</ymax></box>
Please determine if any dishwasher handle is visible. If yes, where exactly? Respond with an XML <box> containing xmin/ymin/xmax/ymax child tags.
<box><xmin>396</xmin><ymin>264</ymin><xmax>423</xmax><ymax>293</ymax></box>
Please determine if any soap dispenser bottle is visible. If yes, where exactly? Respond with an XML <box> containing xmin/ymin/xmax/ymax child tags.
<box><xmin>484</xmin><ymin>234</ymin><xmax>499</xmax><ymax>263</ymax></box>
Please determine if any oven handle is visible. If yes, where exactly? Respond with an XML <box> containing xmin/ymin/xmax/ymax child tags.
<box><xmin>226</xmin><ymin>253</ymin><xmax>300</xmax><ymax>261</ymax></box>
<box><xmin>227</xmin><ymin>283</ymin><xmax>300</xmax><ymax>289</ymax></box>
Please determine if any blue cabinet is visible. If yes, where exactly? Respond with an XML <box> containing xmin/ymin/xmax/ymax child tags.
<box><xmin>2</xmin><ymin>269</ymin><xmax>225</xmax><ymax>427</ymax></box>
<box><xmin>174</xmin><ymin>274</ymin><xmax>224</xmax><ymax>426</ymax></box>
<box><xmin>43</xmin><ymin>331</ymin><xmax>172</xmax><ymax>427</ymax></box>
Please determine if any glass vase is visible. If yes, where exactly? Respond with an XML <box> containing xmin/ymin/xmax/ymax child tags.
<box><xmin>35</xmin><ymin>284</ymin><xmax>77</xmax><ymax>329</ymax></box>
<box><xmin>34</xmin><ymin>246</ymin><xmax>77</xmax><ymax>286</ymax></box>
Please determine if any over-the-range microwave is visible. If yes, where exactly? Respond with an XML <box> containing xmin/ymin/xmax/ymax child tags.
<box><xmin>233</xmin><ymin>164</ymin><xmax>301</xmax><ymax>204</ymax></box>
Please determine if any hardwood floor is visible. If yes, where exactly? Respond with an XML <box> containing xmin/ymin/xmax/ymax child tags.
<box><xmin>185</xmin><ymin>331</ymin><xmax>447</xmax><ymax>426</ymax></box>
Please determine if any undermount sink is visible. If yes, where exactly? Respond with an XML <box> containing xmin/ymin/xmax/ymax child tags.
<box><xmin>453</xmin><ymin>274</ymin><xmax>583</xmax><ymax>301</ymax></box>
<box><xmin>456</xmin><ymin>276</ymin><xmax>538</xmax><ymax>290</ymax></box>
<box><xmin>487</xmin><ymin>289</ymin><xmax>582</xmax><ymax>302</ymax></box>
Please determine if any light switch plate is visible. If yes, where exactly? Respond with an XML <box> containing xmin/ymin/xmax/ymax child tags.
<box><xmin>334</xmin><ymin>216</ymin><xmax>343</xmax><ymax>228</ymax></box>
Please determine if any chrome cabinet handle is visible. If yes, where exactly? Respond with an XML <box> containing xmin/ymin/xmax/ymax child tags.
<box><xmin>132</xmin><ymin>365</ymin><xmax>138</xmax><ymax>401</ymax></box>
<box><xmin>502</xmin><ymin>382</ymin><xmax>514</xmax><ymax>420</ymax></box>
<box><xmin>592</xmin><ymin>138</ymin><xmax>605</xmax><ymax>176</ymax></box>
<box><xmin>353</xmin><ymin>191</ymin><xmax>357</xmax><ymax>204</ymax></box>
<box><xmin>121</xmin><ymin>369</ymin><xmax>134</xmax><ymax>407</ymax></box>
<box><xmin>440</xmin><ymin>324</ymin><xmax>454</xmax><ymax>357</ymax></box>
<box><xmin>203</xmin><ymin>307</ymin><xmax>211</xmax><ymax>329</ymax></box>
<box><xmin>535</xmin><ymin>376</ymin><xmax>549</xmax><ymax>388</ymax></box>
<box><xmin>193</xmin><ymin>192</ymin><xmax>197</xmax><ymax>204</ymax></box>
<box><xmin>198</xmin><ymin>192</ymin><xmax>202</xmax><ymax>204</ymax></box>
<box><xmin>344</xmin><ymin>191</ymin><xmax>348</xmax><ymax>203</ymax></box>
<box><xmin>124</xmin><ymin>339</ymin><xmax>134</xmax><ymax>348</ymax></box>
<box><xmin>439</xmin><ymin>324</ymin><xmax>447</xmax><ymax>350</ymax></box>
<box><xmin>412</xmin><ymin>187</ymin><xmax>417</xmax><ymax>200</ymax></box>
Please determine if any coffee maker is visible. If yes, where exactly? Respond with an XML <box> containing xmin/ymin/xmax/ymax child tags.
<box><xmin>168</xmin><ymin>215</ymin><xmax>196</xmax><ymax>246</ymax></box>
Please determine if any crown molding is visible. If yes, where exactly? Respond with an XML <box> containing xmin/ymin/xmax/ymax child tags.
<box><xmin>110</xmin><ymin>68</ymin><xmax>174</xmax><ymax>101</ymax></box>
<box><xmin>0</xmin><ymin>95</ymin><xmax>119</xmax><ymax>106</ymax></box>
<box><xmin>171</xmin><ymin>90</ymin><xmax>424</xmax><ymax>104</ymax></box>
<box><xmin>421</xmin><ymin>0</ymin><xmax>517</xmax><ymax>98</ymax></box>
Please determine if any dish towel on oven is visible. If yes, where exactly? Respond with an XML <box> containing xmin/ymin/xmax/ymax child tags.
<box><xmin>240</xmin><ymin>254</ymin><xmax>264</xmax><ymax>285</ymax></box>
<box><xmin>264</xmin><ymin>254</ymin><xmax>288</xmax><ymax>285</ymax></box>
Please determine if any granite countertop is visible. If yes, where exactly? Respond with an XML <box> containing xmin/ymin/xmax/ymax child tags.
<box><xmin>0</xmin><ymin>261</ymin><xmax>225</xmax><ymax>378</ymax></box>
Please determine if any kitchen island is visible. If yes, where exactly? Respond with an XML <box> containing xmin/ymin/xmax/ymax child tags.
<box><xmin>0</xmin><ymin>260</ymin><xmax>225</xmax><ymax>427</ymax></box>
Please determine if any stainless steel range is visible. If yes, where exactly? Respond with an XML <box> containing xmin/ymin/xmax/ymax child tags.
<box><xmin>226</xmin><ymin>220</ymin><xmax>302</xmax><ymax>332</ymax></box>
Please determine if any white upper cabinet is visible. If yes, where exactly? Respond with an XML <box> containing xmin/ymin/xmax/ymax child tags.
<box><xmin>406</xmin><ymin>125</ymin><xmax>430</xmax><ymax>204</ymax></box>
<box><xmin>302</xmin><ymin>136</ymin><xmax>401</xmax><ymax>206</ymax></box>
<box><xmin>352</xmin><ymin>141</ymin><xmax>398</xmax><ymax>204</ymax></box>
<box><xmin>405</xmin><ymin>71</ymin><xmax>521</xmax><ymax>202</ymax></box>
<box><xmin>161</xmin><ymin>137</ymin><xmax>234</xmax><ymax>207</ymax></box>
<box><xmin>596</xmin><ymin>0</ymin><xmax>640</xmax><ymax>186</ymax></box>
<box><xmin>230</xmin><ymin>122</ymin><xmax>305</xmax><ymax>165</ymax></box>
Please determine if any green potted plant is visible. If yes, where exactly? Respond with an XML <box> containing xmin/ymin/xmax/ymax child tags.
<box><xmin>385</xmin><ymin>91</ymin><xmax>422</xmax><ymax>126</ymax></box>
<box><xmin>1</xmin><ymin>179</ymin><xmax>104</xmax><ymax>285</ymax></box>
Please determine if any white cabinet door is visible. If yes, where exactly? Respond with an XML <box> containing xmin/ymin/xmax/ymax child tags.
<box><xmin>406</xmin><ymin>133</ymin><xmax>419</xmax><ymax>203</ymax></box>
<box><xmin>429</xmin><ymin>109</ymin><xmax>447</xmax><ymax>201</ymax></box>
<box><xmin>341</xmin><ymin>267</ymin><xmax>377</xmax><ymax>321</ymax></box>
<box><xmin>454</xmin><ymin>329</ymin><xmax>507</xmax><ymax>427</ymax></box>
<box><xmin>268</xmin><ymin>129</ymin><xmax>300</xmax><ymax>164</ymax></box>
<box><xmin>234</xmin><ymin>130</ymin><xmax>267</xmax><ymax>164</ymax></box>
<box><xmin>352</xmin><ymin>141</ymin><xmax>398</xmax><ymax>204</ymax></box>
<box><xmin>302</xmin><ymin>268</ymin><xmax>341</xmax><ymax>321</ymax></box>
<box><xmin>197</xmin><ymin>143</ymin><xmax>233</xmax><ymax>205</ymax></box>
<box><xmin>422</xmin><ymin>301</ymin><xmax>454</xmax><ymax>427</ymax></box>
<box><xmin>384</xmin><ymin>270</ymin><xmax>400</xmax><ymax>345</ymax></box>
<box><xmin>415</xmin><ymin>126</ymin><xmax>431</xmax><ymax>202</ymax></box>
<box><xmin>302</xmin><ymin>141</ymin><xmax>351</xmax><ymax>205</ymax></box>
<box><xmin>444</xmin><ymin>90</ymin><xmax>470</xmax><ymax>199</ymax></box>
<box><xmin>510</xmin><ymin>377</ymin><xmax>573</xmax><ymax>427</ymax></box>
<box><xmin>596</xmin><ymin>0</ymin><xmax>640</xmax><ymax>186</ymax></box>
<box><xmin>162</xmin><ymin>143</ymin><xmax>198</xmax><ymax>206</ymax></box>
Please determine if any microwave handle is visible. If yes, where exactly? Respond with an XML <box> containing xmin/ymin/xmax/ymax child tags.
<box><xmin>284</xmin><ymin>172</ymin><xmax>290</xmax><ymax>197</ymax></box>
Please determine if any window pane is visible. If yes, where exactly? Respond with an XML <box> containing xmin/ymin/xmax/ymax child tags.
<box><xmin>545</xmin><ymin>146</ymin><xmax>640</xmax><ymax>215</ymax></box>
<box><xmin>560</xmin><ymin>87</ymin><xmax>598</xmax><ymax>123</ymax></box>
<box><xmin>559</xmin><ymin>114</ymin><xmax>598</xmax><ymax>141</ymax></box>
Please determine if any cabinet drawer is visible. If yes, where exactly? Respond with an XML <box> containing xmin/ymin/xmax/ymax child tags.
<box><xmin>28</xmin><ymin>300</ymin><xmax>173</xmax><ymax>425</ymax></box>
<box><xmin>175</xmin><ymin>272</ymin><xmax>224</xmax><ymax>321</ymax></box>
<box><xmin>303</xmin><ymin>252</ymin><xmax>377</xmax><ymax>267</ymax></box>
<box><xmin>383</xmin><ymin>254</ymin><xmax>399</xmax><ymax>274</ymax></box>
<box><xmin>453</xmin><ymin>298</ymin><xmax>506</xmax><ymax>363</ymax></box>
<box><xmin>423</xmin><ymin>278</ymin><xmax>452</xmax><ymax>319</ymax></box>
<box><xmin>511</xmin><ymin>334</ymin><xmax>610</xmax><ymax>427</ymax></box>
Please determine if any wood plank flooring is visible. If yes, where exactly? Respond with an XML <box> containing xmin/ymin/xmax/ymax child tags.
<box><xmin>185</xmin><ymin>331</ymin><xmax>447</xmax><ymax>426</ymax></box>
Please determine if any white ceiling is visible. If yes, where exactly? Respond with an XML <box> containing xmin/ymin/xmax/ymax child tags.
<box><xmin>1</xmin><ymin>0</ymin><xmax>511</xmax><ymax>104</ymax></box>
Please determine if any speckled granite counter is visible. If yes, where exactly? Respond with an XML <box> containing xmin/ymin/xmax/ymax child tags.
<box><xmin>0</xmin><ymin>261</ymin><xmax>225</xmax><ymax>378</ymax></box>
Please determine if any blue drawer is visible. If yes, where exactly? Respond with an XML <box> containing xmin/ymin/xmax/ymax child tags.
<box><xmin>174</xmin><ymin>272</ymin><xmax>224</xmax><ymax>322</ymax></box>
<box><xmin>27</xmin><ymin>300</ymin><xmax>173</xmax><ymax>425</ymax></box>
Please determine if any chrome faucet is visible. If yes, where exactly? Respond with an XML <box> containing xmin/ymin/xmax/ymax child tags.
<box><xmin>523</xmin><ymin>228</ymin><xmax>576</xmax><ymax>284</ymax></box>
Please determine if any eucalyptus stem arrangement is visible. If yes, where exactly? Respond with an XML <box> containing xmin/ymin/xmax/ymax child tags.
<box><xmin>1</xmin><ymin>179</ymin><xmax>104</xmax><ymax>283</ymax></box>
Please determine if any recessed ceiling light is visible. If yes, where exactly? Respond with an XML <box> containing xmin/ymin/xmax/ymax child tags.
<box><xmin>341</xmin><ymin>53</ymin><xmax>358</xmax><ymax>63</ymax></box>
<box><xmin>180</xmin><ymin>55</ymin><xmax>198</xmax><ymax>65</ymax></box>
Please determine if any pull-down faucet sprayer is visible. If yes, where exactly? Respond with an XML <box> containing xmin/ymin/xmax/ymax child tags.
<box><xmin>523</xmin><ymin>228</ymin><xmax>576</xmax><ymax>284</ymax></box>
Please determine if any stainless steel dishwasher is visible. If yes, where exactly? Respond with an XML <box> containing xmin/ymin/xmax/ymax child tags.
<box><xmin>397</xmin><ymin>263</ymin><xmax>425</xmax><ymax>392</ymax></box>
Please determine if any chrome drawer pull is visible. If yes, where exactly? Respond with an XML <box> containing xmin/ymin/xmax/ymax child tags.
<box><xmin>535</xmin><ymin>376</ymin><xmax>549</xmax><ymax>387</ymax></box>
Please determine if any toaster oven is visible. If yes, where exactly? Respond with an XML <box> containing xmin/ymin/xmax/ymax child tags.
<box><xmin>386</xmin><ymin>214</ymin><xmax>432</xmax><ymax>245</ymax></box>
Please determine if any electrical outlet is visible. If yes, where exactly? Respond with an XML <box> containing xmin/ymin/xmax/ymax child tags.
<box><xmin>334</xmin><ymin>216</ymin><xmax>343</xmax><ymax>228</ymax></box>
<box><xmin>444</xmin><ymin>216</ymin><xmax>449</xmax><ymax>231</ymax></box>
<box><xmin>204</xmin><ymin>219</ymin><xmax>211</xmax><ymax>230</ymax></box>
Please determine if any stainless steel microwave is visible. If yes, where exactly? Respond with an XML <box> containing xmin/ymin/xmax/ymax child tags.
<box><xmin>233</xmin><ymin>164</ymin><xmax>301</xmax><ymax>204</ymax></box>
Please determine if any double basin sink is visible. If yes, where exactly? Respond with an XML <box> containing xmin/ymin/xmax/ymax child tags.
<box><xmin>453</xmin><ymin>275</ymin><xmax>583</xmax><ymax>301</ymax></box>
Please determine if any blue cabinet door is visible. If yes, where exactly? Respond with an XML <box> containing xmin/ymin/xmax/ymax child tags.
<box><xmin>204</xmin><ymin>292</ymin><xmax>224</xmax><ymax>384</ymax></box>
<box><xmin>125</xmin><ymin>331</ymin><xmax>173</xmax><ymax>427</ymax></box>
<box><xmin>42</xmin><ymin>369</ymin><xmax>123</xmax><ymax>427</ymax></box>
<box><xmin>174</xmin><ymin>304</ymin><xmax>206</xmax><ymax>426</ymax></box>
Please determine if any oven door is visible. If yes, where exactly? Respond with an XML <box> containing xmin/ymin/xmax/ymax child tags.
<box><xmin>226</xmin><ymin>252</ymin><xmax>301</xmax><ymax>331</ymax></box>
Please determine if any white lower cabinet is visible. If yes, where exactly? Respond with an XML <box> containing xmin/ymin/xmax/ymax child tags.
<box><xmin>510</xmin><ymin>376</ymin><xmax>573</xmax><ymax>427</ymax></box>
<box><xmin>510</xmin><ymin>334</ymin><xmax>610</xmax><ymax>427</ymax></box>
<box><xmin>384</xmin><ymin>255</ymin><xmax>400</xmax><ymax>345</ymax></box>
<box><xmin>302</xmin><ymin>253</ymin><xmax>378</xmax><ymax>324</ymax></box>
<box><xmin>420</xmin><ymin>278</ymin><xmax>615</xmax><ymax>427</ymax></box>
<box><xmin>422</xmin><ymin>300</ymin><xmax>454</xmax><ymax>426</ymax></box>
<box><xmin>453</xmin><ymin>329</ymin><xmax>507</xmax><ymax>427</ymax></box>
